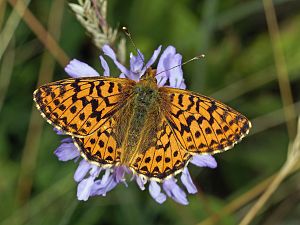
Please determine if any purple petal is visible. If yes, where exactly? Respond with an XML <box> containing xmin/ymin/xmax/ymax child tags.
<box><xmin>144</xmin><ymin>45</ymin><xmax>162</xmax><ymax>70</ymax></box>
<box><xmin>74</xmin><ymin>160</ymin><xmax>93</xmax><ymax>182</ymax></box>
<box><xmin>100</xmin><ymin>168</ymin><xmax>111</xmax><ymax>185</ymax></box>
<box><xmin>156</xmin><ymin>46</ymin><xmax>176</xmax><ymax>74</ymax></box>
<box><xmin>53</xmin><ymin>128</ymin><xmax>65</xmax><ymax>135</ymax></box>
<box><xmin>168</xmin><ymin>54</ymin><xmax>184</xmax><ymax>88</ymax></box>
<box><xmin>163</xmin><ymin>178</ymin><xmax>188</xmax><ymax>205</ymax></box>
<box><xmin>90</xmin><ymin>174</ymin><xmax>118</xmax><ymax>197</ymax></box>
<box><xmin>119</xmin><ymin>73</ymin><xmax>126</xmax><ymax>78</ymax></box>
<box><xmin>89</xmin><ymin>165</ymin><xmax>102</xmax><ymax>177</ymax></box>
<box><xmin>149</xmin><ymin>180</ymin><xmax>166</xmax><ymax>204</ymax></box>
<box><xmin>156</xmin><ymin>46</ymin><xmax>184</xmax><ymax>87</ymax></box>
<box><xmin>102</xmin><ymin>45</ymin><xmax>130</xmax><ymax>76</ymax></box>
<box><xmin>130</xmin><ymin>51</ymin><xmax>144</xmax><ymax>73</ymax></box>
<box><xmin>54</xmin><ymin>139</ymin><xmax>79</xmax><ymax>161</ymax></box>
<box><xmin>191</xmin><ymin>155</ymin><xmax>217</xmax><ymax>168</ymax></box>
<box><xmin>156</xmin><ymin>72</ymin><xmax>168</xmax><ymax>87</ymax></box>
<box><xmin>134</xmin><ymin>175</ymin><xmax>147</xmax><ymax>190</ymax></box>
<box><xmin>99</xmin><ymin>56</ymin><xmax>110</xmax><ymax>76</ymax></box>
<box><xmin>114</xmin><ymin>166</ymin><xmax>127</xmax><ymax>183</ymax></box>
<box><xmin>77</xmin><ymin>176</ymin><xmax>95</xmax><ymax>201</ymax></box>
<box><xmin>181</xmin><ymin>168</ymin><xmax>197</xmax><ymax>194</ymax></box>
<box><xmin>60</xmin><ymin>137</ymin><xmax>73</xmax><ymax>143</ymax></box>
<box><xmin>178</xmin><ymin>80</ymin><xmax>186</xmax><ymax>89</ymax></box>
<box><xmin>65</xmin><ymin>59</ymin><xmax>99</xmax><ymax>78</ymax></box>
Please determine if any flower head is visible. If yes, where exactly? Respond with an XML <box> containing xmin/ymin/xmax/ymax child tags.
<box><xmin>54</xmin><ymin>45</ymin><xmax>217</xmax><ymax>205</ymax></box>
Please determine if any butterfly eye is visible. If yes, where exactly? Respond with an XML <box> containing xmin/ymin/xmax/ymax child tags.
<box><xmin>135</xmin><ymin>87</ymin><xmax>142</xmax><ymax>93</ymax></box>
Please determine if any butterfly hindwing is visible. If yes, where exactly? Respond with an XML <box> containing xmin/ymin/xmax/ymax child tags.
<box><xmin>159</xmin><ymin>87</ymin><xmax>251</xmax><ymax>154</ymax></box>
<box><xmin>73</xmin><ymin>116</ymin><xmax>121</xmax><ymax>166</ymax></box>
<box><xmin>33</xmin><ymin>77</ymin><xmax>135</xmax><ymax>137</ymax></box>
<box><xmin>129</xmin><ymin>117</ymin><xmax>191</xmax><ymax>179</ymax></box>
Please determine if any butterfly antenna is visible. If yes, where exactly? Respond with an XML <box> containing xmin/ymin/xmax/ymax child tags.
<box><xmin>155</xmin><ymin>54</ymin><xmax>205</xmax><ymax>76</ymax></box>
<box><xmin>122</xmin><ymin>26</ymin><xmax>145</xmax><ymax>67</ymax></box>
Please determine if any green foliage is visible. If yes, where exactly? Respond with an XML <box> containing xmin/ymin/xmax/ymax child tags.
<box><xmin>1</xmin><ymin>0</ymin><xmax>300</xmax><ymax>224</ymax></box>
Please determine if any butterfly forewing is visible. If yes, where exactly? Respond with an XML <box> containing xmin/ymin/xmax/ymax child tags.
<box><xmin>33</xmin><ymin>77</ymin><xmax>135</xmax><ymax>137</ymax></box>
<box><xmin>159</xmin><ymin>87</ymin><xmax>251</xmax><ymax>154</ymax></box>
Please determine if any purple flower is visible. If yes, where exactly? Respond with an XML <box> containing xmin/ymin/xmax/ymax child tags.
<box><xmin>53</xmin><ymin>45</ymin><xmax>217</xmax><ymax>205</ymax></box>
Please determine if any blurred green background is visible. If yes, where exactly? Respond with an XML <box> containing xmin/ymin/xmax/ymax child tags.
<box><xmin>1</xmin><ymin>0</ymin><xmax>300</xmax><ymax>224</ymax></box>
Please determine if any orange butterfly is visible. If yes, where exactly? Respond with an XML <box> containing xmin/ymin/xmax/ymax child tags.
<box><xmin>33</xmin><ymin>63</ymin><xmax>251</xmax><ymax>181</ymax></box>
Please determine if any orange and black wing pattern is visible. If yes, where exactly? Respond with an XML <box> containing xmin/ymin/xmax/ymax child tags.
<box><xmin>159</xmin><ymin>87</ymin><xmax>251</xmax><ymax>154</ymax></box>
<box><xmin>129</xmin><ymin>118</ymin><xmax>191</xmax><ymax>180</ymax></box>
<box><xmin>73</xmin><ymin>115</ymin><xmax>121</xmax><ymax>167</ymax></box>
<box><xmin>33</xmin><ymin>77</ymin><xmax>135</xmax><ymax>137</ymax></box>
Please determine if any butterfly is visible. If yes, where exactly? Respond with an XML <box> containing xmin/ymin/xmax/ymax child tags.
<box><xmin>33</xmin><ymin>68</ymin><xmax>251</xmax><ymax>180</ymax></box>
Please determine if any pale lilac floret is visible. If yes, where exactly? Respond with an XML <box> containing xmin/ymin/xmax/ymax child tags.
<box><xmin>149</xmin><ymin>180</ymin><xmax>167</xmax><ymax>204</ymax></box>
<box><xmin>99</xmin><ymin>56</ymin><xmax>110</xmax><ymax>76</ymax></box>
<box><xmin>163</xmin><ymin>177</ymin><xmax>188</xmax><ymax>205</ymax></box>
<box><xmin>54</xmin><ymin>138</ymin><xmax>80</xmax><ymax>161</ymax></box>
<box><xmin>156</xmin><ymin>46</ymin><xmax>186</xmax><ymax>89</ymax></box>
<box><xmin>65</xmin><ymin>59</ymin><xmax>99</xmax><ymax>78</ymax></box>
<box><xmin>181</xmin><ymin>167</ymin><xmax>198</xmax><ymax>194</ymax></box>
<box><xmin>102</xmin><ymin>44</ymin><xmax>161</xmax><ymax>81</ymax></box>
<box><xmin>190</xmin><ymin>155</ymin><xmax>217</xmax><ymax>168</ymax></box>
<box><xmin>53</xmin><ymin>45</ymin><xmax>217</xmax><ymax>205</ymax></box>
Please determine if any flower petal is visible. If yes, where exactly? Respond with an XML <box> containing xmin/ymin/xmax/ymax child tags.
<box><xmin>134</xmin><ymin>175</ymin><xmax>147</xmax><ymax>190</ymax></box>
<box><xmin>191</xmin><ymin>155</ymin><xmax>217</xmax><ymax>168</ymax></box>
<box><xmin>54</xmin><ymin>139</ymin><xmax>79</xmax><ymax>161</ymax></box>
<box><xmin>90</xmin><ymin>174</ymin><xmax>118</xmax><ymax>197</ymax></box>
<box><xmin>74</xmin><ymin>160</ymin><xmax>93</xmax><ymax>182</ymax></box>
<box><xmin>156</xmin><ymin>73</ymin><xmax>168</xmax><ymax>87</ymax></box>
<box><xmin>89</xmin><ymin>165</ymin><xmax>101</xmax><ymax>177</ymax></box>
<box><xmin>100</xmin><ymin>168</ymin><xmax>111</xmax><ymax>185</ymax></box>
<box><xmin>130</xmin><ymin>51</ymin><xmax>144</xmax><ymax>73</ymax></box>
<box><xmin>149</xmin><ymin>180</ymin><xmax>167</xmax><ymax>204</ymax></box>
<box><xmin>178</xmin><ymin>80</ymin><xmax>186</xmax><ymax>89</ymax></box>
<box><xmin>156</xmin><ymin>46</ymin><xmax>176</xmax><ymax>74</ymax></box>
<box><xmin>77</xmin><ymin>176</ymin><xmax>95</xmax><ymax>201</ymax></box>
<box><xmin>119</xmin><ymin>73</ymin><xmax>126</xmax><ymax>78</ymax></box>
<box><xmin>102</xmin><ymin>45</ymin><xmax>130</xmax><ymax>76</ymax></box>
<box><xmin>181</xmin><ymin>168</ymin><xmax>197</xmax><ymax>194</ymax></box>
<box><xmin>65</xmin><ymin>59</ymin><xmax>99</xmax><ymax>78</ymax></box>
<box><xmin>53</xmin><ymin>128</ymin><xmax>65</xmax><ymax>135</ymax></box>
<box><xmin>114</xmin><ymin>166</ymin><xmax>127</xmax><ymax>183</ymax></box>
<box><xmin>163</xmin><ymin>178</ymin><xmax>188</xmax><ymax>205</ymax></box>
<box><xmin>99</xmin><ymin>56</ymin><xmax>110</xmax><ymax>76</ymax></box>
<box><xmin>156</xmin><ymin>46</ymin><xmax>185</xmax><ymax>88</ymax></box>
<box><xmin>168</xmin><ymin>54</ymin><xmax>184</xmax><ymax>88</ymax></box>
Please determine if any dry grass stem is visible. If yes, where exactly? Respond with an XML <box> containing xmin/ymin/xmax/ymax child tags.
<box><xmin>0</xmin><ymin>0</ymin><xmax>31</xmax><ymax>60</ymax></box>
<box><xmin>263</xmin><ymin>0</ymin><xmax>296</xmax><ymax>139</ymax></box>
<box><xmin>239</xmin><ymin>117</ymin><xmax>300</xmax><ymax>225</ymax></box>
<box><xmin>0</xmin><ymin>0</ymin><xmax>7</xmax><ymax>28</ymax></box>
<box><xmin>0</xmin><ymin>38</ymin><xmax>15</xmax><ymax>112</ymax></box>
<box><xmin>7</xmin><ymin>0</ymin><xmax>69</xmax><ymax>67</ymax></box>
<box><xmin>15</xmin><ymin>0</ymin><xmax>65</xmax><ymax>206</ymax></box>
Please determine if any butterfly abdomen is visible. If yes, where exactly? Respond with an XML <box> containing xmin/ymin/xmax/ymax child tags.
<box><xmin>121</xmin><ymin>85</ymin><xmax>161</xmax><ymax>164</ymax></box>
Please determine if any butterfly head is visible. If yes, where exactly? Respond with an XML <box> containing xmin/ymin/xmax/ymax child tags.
<box><xmin>139</xmin><ymin>67</ymin><xmax>158</xmax><ymax>86</ymax></box>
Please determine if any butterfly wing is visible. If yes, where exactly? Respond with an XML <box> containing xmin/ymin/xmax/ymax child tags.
<box><xmin>129</xmin><ymin>118</ymin><xmax>191</xmax><ymax>180</ymax></box>
<box><xmin>159</xmin><ymin>87</ymin><xmax>251</xmax><ymax>154</ymax></box>
<box><xmin>33</xmin><ymin>77</ymin><xmax>135</xmax><ymax>137</ymax></box>
<box><xmin>73</xmin><ymin>115</ymin><xmax>121</xmax><ymax>166</ymax></box>
<box><xmin>73</xmin><ymin>97</ymin><xmax>135</xmax><ymax>166</ymax></box>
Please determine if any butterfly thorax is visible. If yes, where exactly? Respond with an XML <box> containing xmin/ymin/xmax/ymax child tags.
<box><xmin>120</xmin><ymin>70</ymin><xmax>161</xmax><ymax>165</ymax></box>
